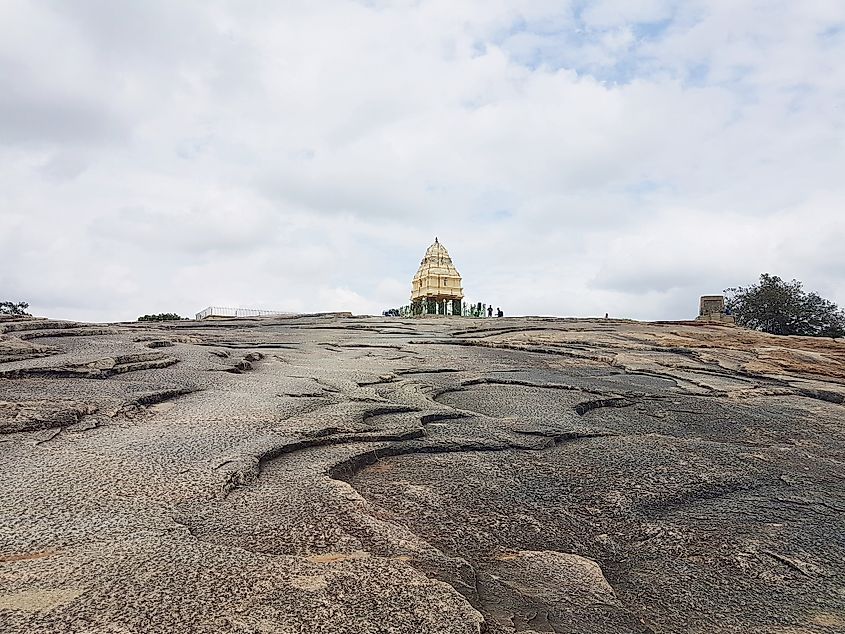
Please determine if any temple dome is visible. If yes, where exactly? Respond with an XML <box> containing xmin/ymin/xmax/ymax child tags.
<box><xmin>411</xmin><ymin>237</ymin><xmax>463</xmax><ymax>302</ymax></box>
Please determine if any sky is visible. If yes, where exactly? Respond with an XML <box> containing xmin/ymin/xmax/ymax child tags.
<box><xmin>1</xmin><ymin>0</ymin><xmax>844</xmax><ymax>322</ymax></box>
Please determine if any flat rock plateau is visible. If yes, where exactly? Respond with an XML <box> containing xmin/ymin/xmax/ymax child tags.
<box><xmin>1</xmin><ymin>313</ymin><xmax>844</xmax><ymax>634</ymax></box>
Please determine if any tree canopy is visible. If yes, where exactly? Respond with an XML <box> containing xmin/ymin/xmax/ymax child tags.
<box><xmin>725</xmin><ymin>274</ymin><xmax>845</xmax><ymax>338</ymax></box>
<box><xmin>0</xmin><ymin>301</ymin><xmax>30</xmax><ymax>316</ymax></box>
<box><xmin>138</xmin><ymin>313</ymin><xmax>185</xmax><ymax>322</ymax></box>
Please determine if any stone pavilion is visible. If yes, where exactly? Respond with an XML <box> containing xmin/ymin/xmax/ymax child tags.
<box><xmin>410</xmin><ymin>238</ymin><xmax>464</xmax><ymax>315</ymax></box>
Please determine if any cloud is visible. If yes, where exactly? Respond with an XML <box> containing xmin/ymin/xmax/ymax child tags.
<box><xmin>1</xmin><ymin>1</ymin><xmax>843</xmax><ymax>322</ymax></box>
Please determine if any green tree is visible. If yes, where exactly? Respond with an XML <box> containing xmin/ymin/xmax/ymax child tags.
<box><xmin>138</xmin><ymin>313</ymin><xmax>185</xmax><ymax>322</ymax></box>
<box><xmin>0</xmin><ymin>301</ymin><xmax>30</xmax><ymax>316</ymax></box>
<box><xmin>725</xmin><ymin>274</ymin><xmax>845</xmax><ymax>337</ymax></box>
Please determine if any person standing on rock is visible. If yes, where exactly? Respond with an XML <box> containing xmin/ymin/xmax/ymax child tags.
<box><xmin>487</xmin><ymin>305</ymin><xmax>493</xmax><ymax>318</ymax></box>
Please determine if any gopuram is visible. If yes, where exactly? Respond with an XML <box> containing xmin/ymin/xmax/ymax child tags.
<box><xmin>410</xmin><ymin>238</ymin><xmax>464</xmax><ymax>315</ymax></box>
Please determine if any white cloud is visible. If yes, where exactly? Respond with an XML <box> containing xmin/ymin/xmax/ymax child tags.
<box><xmin>1</xmin><ymin>1</ymin><xmax>843</xmax><ymax>322</ymax></box>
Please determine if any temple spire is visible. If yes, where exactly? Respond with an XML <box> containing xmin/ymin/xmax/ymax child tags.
<box><xmin>410</xmin><ymin>238</ymin><xmax>464</xmax><ymax>316</ymax></box>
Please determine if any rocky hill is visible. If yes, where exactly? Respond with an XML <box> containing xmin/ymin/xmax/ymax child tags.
<box><xmin>1</xmin><ymin>314</ymin><xmax>843</xmax><ymax>633</ymax></box>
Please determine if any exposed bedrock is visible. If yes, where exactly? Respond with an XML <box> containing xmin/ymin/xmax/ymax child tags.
<box><xmin>0</xmin><ymin>351</ymin><xmax>178</xmax><ymax>379</ymax></box>
<box><xmin>2</xmin><ymin>315</ymin><xmax>844</xmax><ymax>633</ymax></box>
<box><xmin>0</xmin><ymin>400</ymin><xmax>97</xmax><ymax>433</ymax></box>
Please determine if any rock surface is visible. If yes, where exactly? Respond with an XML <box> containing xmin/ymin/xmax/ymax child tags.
<box><xmin>1</xmin><ymin>313</ymin><xmax>843</xmax><ymax>633</ymax></box>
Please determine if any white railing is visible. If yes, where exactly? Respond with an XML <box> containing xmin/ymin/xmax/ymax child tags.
<box><xmin>195</xmin><ymin>306</ymin><xmax>295</xmax><ymax>320</ymax></box>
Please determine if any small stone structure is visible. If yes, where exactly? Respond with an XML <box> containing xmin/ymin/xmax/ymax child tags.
<box><xmin>410</xmin><ymin>238</ymin><xmax>464</xmax><ymax>316</ymax></box>
<box><xmin>696</xmin><ymin>295</ymin><xmax>735</xmax><ymax>323</ymax></box>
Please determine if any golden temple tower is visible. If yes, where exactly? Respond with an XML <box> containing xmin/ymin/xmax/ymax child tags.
<box><xmin>410</xmin><ymin>237</ymin><xmax>464</xmax><ymax>315</ymax></box>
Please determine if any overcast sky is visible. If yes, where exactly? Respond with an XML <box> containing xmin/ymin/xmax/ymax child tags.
<box><xmin>2</xmin><ymin>1</ymin><xmax>844</xmax><ymax>322</ymax></box>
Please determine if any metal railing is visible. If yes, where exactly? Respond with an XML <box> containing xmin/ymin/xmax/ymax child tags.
<box><xmin>195</xmin><ymin>306</ymin><xmax>295</xmax><ymax>320</ymax></box>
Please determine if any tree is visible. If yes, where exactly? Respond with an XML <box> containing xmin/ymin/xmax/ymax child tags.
<box><xmin>0</xmin><ymin>301</ymin><xmax>30</xmax><ymax>316</ymax></box>
<box><xmin>138</xmin><ymin>313</ymin><xmax>185</xmax><ymax>322</ymax></box>
<box><xmin>725</xmin><ymin>274</ymin><xmax>845</xmax><ymax>338</ymax></box>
